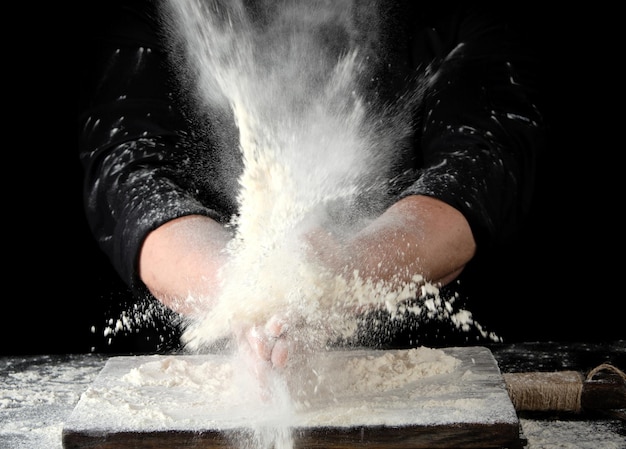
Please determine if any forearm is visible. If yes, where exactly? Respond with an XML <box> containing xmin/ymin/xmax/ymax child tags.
<box><xmin>139</xmin><ymin>215</ymin><xmax>232</xmax><ymax>315</ymax></box>
<box><xmin>345</xmin><ymin>195</ymin><xmax>476</xmax><ymax>287</ymax></box>
<box><xmin>79</xmin><ymin>4</ymin><xmax>236</xmax><ymax>291</ymax></box>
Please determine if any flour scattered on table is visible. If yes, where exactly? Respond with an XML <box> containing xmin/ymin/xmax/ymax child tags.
<box><xmin>0</xmin><ymin>355</ymin><xmax>107</xmax><ymax>449</ymax></box>
<box><xmin>520</xmin><ymin>418</ymin><xmax>626</xmax><ymax>449</ymax></box>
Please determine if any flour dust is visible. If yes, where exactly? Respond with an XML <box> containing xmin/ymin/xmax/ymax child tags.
<box><xmin>159</xmin><ymin>0</ymin><xmax>492</xmax><ymax>447</ymax></box>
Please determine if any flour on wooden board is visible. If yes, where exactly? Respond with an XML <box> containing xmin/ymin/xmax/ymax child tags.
<box><xmin>69</xmin><ymin>347</ymin><xmax>462</xmax><ymax>431</ymax></box>
<box><xmin>120</xmin><ymin>347</ymin><xmax>460</xmax><ymax>409</ymax></box>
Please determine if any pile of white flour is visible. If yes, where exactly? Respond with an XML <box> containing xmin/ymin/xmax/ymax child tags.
<box><xmin>65</xmin><ymin>347</ymin><xmax>473</xmax><ymax>434</ymax></box>
<box><xmin>118</xmin><ymin>346</ymin><xmax>460</xmax><ymax>416</ymax></box>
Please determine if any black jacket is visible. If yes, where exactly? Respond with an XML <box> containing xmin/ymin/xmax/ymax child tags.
<box><xmin>78</xmin><ymin>0</ymin><xmax>545</xmax><ymax>303</ymax></box>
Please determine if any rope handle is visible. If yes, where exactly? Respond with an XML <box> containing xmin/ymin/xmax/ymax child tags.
<box><xmin>586</xmin><ymin>363</ymin><xmax>626</xmax><ymax>382</ymax></box>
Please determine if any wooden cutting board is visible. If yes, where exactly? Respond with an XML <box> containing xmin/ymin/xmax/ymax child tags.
<box><xmin>62</xmin><ymin>346</ymin><xmax>520</xmax><ymax>448</ymax></box>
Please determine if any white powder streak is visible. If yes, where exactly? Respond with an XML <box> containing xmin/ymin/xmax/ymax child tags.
<box><xmin>160</xmin><ymin>2</ymin><xmax>490</xmax><ymax>446</ymax></box>
<box><xmin>163</xmin><ymin>0</ymin><xmax>449</xmax><ymax>352</ymax></box>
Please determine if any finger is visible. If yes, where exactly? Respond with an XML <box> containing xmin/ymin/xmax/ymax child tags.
<box><xmin>271</xmin><ymin>338</ymin><xmax>289</xmax><ymax>368</ymax></box>
<box><xmin>246</xmin><ymin>325</ymin><xmax>272</xmax><ymax>361</ymax></box>
<box><xmin>265</xmin><ymin>315</ymin><xmax>288</xmax><ymax>338</ymax></box>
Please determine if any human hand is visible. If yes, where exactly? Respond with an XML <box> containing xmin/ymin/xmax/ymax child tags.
<box><xmin>240</xmin><ymin>315</ymin><xmax>290</xmax><ymax>370</ymax></box>
<box><xmin>231</xmin><ymin>314</ymin><xmax>295</xmax><ymax>399</ymax></box>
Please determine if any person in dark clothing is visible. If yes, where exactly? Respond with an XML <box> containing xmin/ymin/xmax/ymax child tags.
<box><xmin>78</xmin><ymin>0</ymin><xmax>545</xmax><ymax>368</ymax></box>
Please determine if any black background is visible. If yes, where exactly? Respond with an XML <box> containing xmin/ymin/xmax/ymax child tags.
<box><xmin>4</xmin><ymin>4</ymin><xmax>623</xmax><ymax>356</ymax></box>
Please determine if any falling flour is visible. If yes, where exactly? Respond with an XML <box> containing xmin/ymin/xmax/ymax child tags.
<box><xmin>154</xmin><ymin>1</ymin><xmax>497</xmax><ymax>447</ymax></box>
<box><xmin>162</xmin><ymin>0</ymin><xmax>491</xmax><ymax>354</ymax></box>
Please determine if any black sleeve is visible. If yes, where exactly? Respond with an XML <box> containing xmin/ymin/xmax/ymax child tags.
<box><xmin>78</xmin><ymin>0</ymin><xmax>238</xmax><ymax>292</ymax></box>
<box><xmin>401</xmin><ymin>3</ymin><xmax>546</xmax><ymax>250</ymax></box>
<box><xmin>79</xmin><ymin>0</ymin><xmax>545</xmax><ymax>294</ymax></box>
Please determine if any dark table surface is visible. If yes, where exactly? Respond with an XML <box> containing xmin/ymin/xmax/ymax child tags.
<box><xmin>1</xmin><ymin>341</ymin><xmax>624</xmax><ymax>449</ymax></box>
